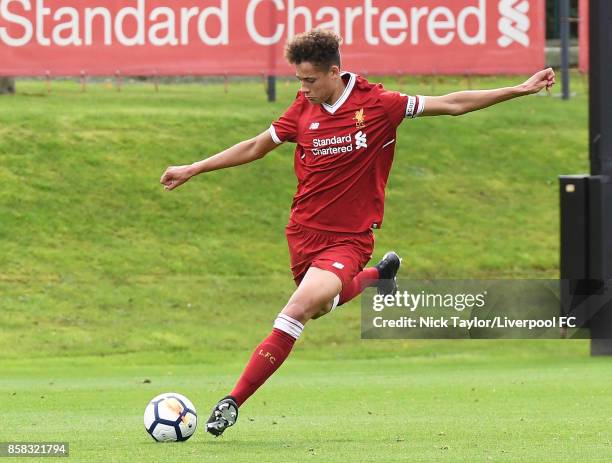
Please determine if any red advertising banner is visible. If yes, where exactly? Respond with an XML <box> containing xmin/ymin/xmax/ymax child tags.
<box><xmin>578</xmin><ymin>0</ymin><xmax>588</xmax><ymax>73</ymax></box>
<box><xmin>0</xmin><ymin>0</ymin><xmax>545</xmax><ymax>76</ymax></box>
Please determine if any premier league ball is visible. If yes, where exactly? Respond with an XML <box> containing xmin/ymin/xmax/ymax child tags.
<box><xmin>143</xmin><ymin>392</ymin><xmax>198</xmax><ymax>442</ymax></box>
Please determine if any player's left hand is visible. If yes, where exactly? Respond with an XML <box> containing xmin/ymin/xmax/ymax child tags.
<box><xmin>521</xmin><ymin>68</ymin><xmax>556</xmax><ymax>95</ymax></box>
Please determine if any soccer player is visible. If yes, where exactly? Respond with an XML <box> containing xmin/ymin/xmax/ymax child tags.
<box><xmin>160</xmin><ymin>29</ymin><xmax>556</xmax><ymax>437</ymax></box>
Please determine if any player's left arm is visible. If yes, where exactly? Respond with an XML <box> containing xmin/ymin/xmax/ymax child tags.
<box><xmin>421</xmin><ymin>68</ymin><xmax>556</xmax><ymax>117</ymax></box>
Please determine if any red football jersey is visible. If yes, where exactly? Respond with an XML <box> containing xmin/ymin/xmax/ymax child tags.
<box><xmin>270</xmin><ymin>72</ymin><xmax>424</xmax><ymax>233</ymax></box>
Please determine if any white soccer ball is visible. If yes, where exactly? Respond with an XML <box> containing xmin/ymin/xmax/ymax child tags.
<box><xmin>144</xmin><ymin>392</ymin><xmax>198</xmax><ymax>442</ymax></box>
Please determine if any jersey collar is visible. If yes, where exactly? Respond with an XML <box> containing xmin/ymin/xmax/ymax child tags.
<box><xmin>321</xmin><ymin>72</ymin><xmax>356</xmax><ymax>115</ymax></box>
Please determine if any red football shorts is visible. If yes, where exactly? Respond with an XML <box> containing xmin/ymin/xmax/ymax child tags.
<box><xmin>285</xmin><ymin>219</ymin><xmax>374</xmax><ymax>288</ymax></box>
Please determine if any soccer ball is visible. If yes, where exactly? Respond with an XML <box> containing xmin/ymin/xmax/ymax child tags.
<box><xmin>143</xmin><ymin>392</ymin><xmax>198</xmax><ymax>442</ymax></box>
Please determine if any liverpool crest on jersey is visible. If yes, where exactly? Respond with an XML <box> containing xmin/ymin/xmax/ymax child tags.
<box><xmin>353</xmin><ymin>108</ymin><xmax>366</xmax><ymax>128</ymax></box>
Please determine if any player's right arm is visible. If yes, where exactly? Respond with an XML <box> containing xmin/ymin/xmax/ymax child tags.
<box><xmin>160</xmin><ymin>130</ymin><xmax>278</xmax><ymax>191</ymax></box>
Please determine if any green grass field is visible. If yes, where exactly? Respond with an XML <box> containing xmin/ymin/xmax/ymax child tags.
<box><xmin>2</xmin><ymin>75</ymin><xmax>610</xmax><ymax>462</ymax></box>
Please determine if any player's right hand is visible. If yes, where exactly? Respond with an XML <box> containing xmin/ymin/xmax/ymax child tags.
<box><xmin>160</xmin><ymin>165</ymin><xmax>193</xmax><ymax>191</ymax></box>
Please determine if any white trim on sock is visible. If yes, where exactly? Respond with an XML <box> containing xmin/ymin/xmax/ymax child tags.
<box><xmin>274</xmin><ymin>313</ymin><xmax>304</xmax><ymax>340</ymax></box>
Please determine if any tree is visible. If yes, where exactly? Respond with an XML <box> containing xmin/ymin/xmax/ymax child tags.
<box><xmin>0</xmin><ymin>77</ymin><xmax>15</xmax><ymax>94</ymax></box>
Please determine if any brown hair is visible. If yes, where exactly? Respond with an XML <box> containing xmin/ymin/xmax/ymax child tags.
<box><xmin>284</xmin><ymin>29</ymin><xmax>342</xmax><ymax>70</ymax></box>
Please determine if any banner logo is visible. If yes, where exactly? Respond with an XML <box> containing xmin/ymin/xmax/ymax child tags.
<box><xmin>497</xmin><ymin>0</ymin><xmax>531</xmax><ymax>48</ymax></box>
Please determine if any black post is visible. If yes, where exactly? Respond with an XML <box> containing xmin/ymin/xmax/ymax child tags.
<box><xmin>559</xmin><ymin>0</ymin><xmax>612</xmax><ymax>355</ymax></box>
<box><xmin>0</xmin><ymin>77</ymin><xmax>15</xmax><ymax>94</ymax></box>
<box><xmin>588</xmin><ymin>0</ymin><xmax>612</xmax><ymax>355</ymax></box>
<box><xmin>560</xmin><ymin>0</ymin><xmax>571</xmax><ymax>100</ymax></box>
<box><xmin>267</xmin><ymin>75</ymin><xmax>276</xmax><ymax>102</ymax></box>
<box><xmin>589</xmin><ymin>0</ymin><xmax>612</xmax><ymax>176</ymax></box>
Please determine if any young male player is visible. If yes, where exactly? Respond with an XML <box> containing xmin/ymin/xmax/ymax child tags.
<box><xmin>160</xmin><ymin>29</ymin><xmax>556</xmax><ymax>437</ymax></box>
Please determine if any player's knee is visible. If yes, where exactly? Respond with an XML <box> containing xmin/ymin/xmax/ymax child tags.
<box><xmin>283</xmin><ymin>298</ymin><xmax>329</xmax><ymax>322</ymax></box>
<box><xmin>311</xmin><ymin>300</ymin><xmax>334</xmax><ymax>320</ymax></box>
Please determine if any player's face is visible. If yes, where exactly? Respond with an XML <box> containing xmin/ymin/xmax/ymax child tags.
<box><xmin>294</xmin><ymin>62</ymin><xmax>341</xmax><ymax>105</ymax></box>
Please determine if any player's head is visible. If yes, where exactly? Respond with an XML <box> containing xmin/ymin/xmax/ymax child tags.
<box><xmin>285</xmin><ymin>29</ymin><xmax>342</xmax><ymax>105</ymax></box>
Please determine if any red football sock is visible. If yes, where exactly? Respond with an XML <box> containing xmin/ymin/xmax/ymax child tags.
<box><xmin>230</xmin><ymin>327</ymin><xmax>298</xmax><ymax>407</ymax></box>
<box><xmin>338</xmin><ymin>267</ymin><xmax>379</xmax><ymax>306</ymax></box>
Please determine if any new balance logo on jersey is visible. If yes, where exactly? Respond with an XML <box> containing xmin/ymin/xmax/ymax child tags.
<box><xmin>355</xmin><ymin>131</ymin><xmax>368</xmax><ymax>150</ymax></box>
<box><xmin>309</xmin><ymin>122</ymin><xmax>320</xmax><ymax>130</ymax></box>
